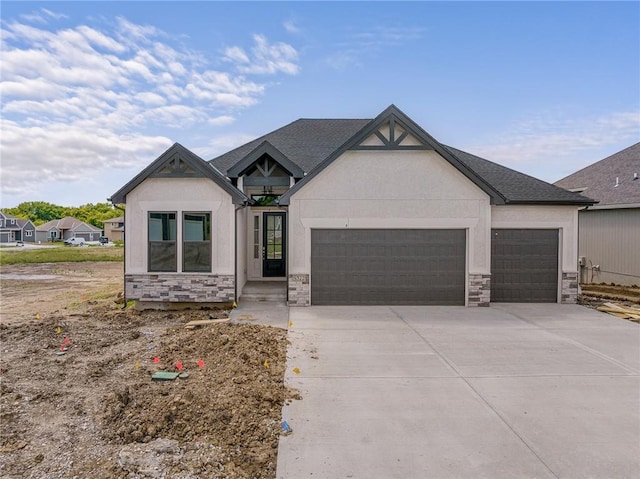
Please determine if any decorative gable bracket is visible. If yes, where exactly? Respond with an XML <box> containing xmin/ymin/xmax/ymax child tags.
<box><xmin>151</xmin><ymin>154</ymin><xmax>203</xmax><ymax>178</ymax></box>
<box><xmin>351</xmin><ymin>115</ymin><xmax>432</xmax><ymax>151</ymax></box>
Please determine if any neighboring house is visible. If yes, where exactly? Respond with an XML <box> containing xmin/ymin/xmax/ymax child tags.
<box><xmin>0</xmin><ymin>211</ymin><xmax>36</xmax><ymax>243</ymax></box>
<box><xmin>35</xmin><ymin>216</ymin><xmax>102</xmax><ymax>243</ymax></box>
<box><xmin>103</xmin><ymin>216</ymin><xmax>125</xmax><ymax>241</ymax></box>
<box><xmin>555</xmin><ymin>142</ymin><xmax>640</xmax><ymax>286</ymax></box>
<box><xmin>111</xmin><ymin>105</ymin><xmax>594</xmax><ymax>308</ymax></box>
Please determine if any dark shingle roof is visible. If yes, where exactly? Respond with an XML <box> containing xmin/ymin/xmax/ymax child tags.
<box><xmin>445</xmin><ymin>146</ymin><xmax>595</xmax><ymax>204</ymax></box>
<box><xmin>554</xmin><ymin>142</ymin><xmax>640</xmax><ymax>206</ymax></box>
<box><xmin>211</xmin><ymin>110</ymin><xmax>594</xmax><ymax>205</ymax></box>
<box><xmin>210</xmin><ymin>119</ymin><xmax>370</xmax><ymax>175</ymax></box>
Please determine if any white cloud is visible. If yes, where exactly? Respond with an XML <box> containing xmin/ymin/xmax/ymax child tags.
<box><xmin>465</xmin><ymin>110</ymin><xmax>640</xmax><ymax>181</ymax></box>
<box><xmin>0</xmin><ymin>13</ymin><xmax>300</xmax><ymax>203</ymax></box>
<box><xmin>283</xmin><ymin>20</ymin><xmax>300</xmax><ymax>34</ymax></box>
<box><xmin>208</xmin><ymin>115</ymin><xmax>235</xmax><ymax>126</ymax></box>
<box><xmin>324</xmin><ymin>25</ymin><xmax>424</xmax><ymax>70</ymax></box>
<box><xmin>19</xmin><ymin>8</ymin><xmax>68</xmax><ymax>24</ymax></box>
<box><xmin>224</xmin><ymin>34</ymin><xmax>299</xmax><ymax>75</ymax></box>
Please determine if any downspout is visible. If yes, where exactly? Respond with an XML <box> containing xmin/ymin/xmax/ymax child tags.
<box><xmin>108</xmin><ymin>198</ymin><xmax>127</xmax><ymax>309</ymax></box>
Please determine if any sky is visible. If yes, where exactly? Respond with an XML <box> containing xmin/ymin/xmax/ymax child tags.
<box><xmin>1</xmin><ymin>1</ymin><xmax>638</xmax><ymax>208</ymax></box>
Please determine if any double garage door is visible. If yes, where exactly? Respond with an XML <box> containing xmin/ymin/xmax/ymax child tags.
<box><xmin>311</xmin><ymin>229</ymin><xmax>466</xmax><ymax>305</ymax></box>
<box><xmin>310</xmin><ymin>228</ymin><xmax>559</xmax><ymax>305</ymax></box>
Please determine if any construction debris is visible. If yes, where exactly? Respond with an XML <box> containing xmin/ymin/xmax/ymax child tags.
<box><xmin>151</xmin><ymin>371</ymin><xmax>180</xmax><ymax>381</ymax></box>
<box><xmin>596</xmin><ymin>302</ymin><xmax>640</xmax><ymax>322</ymax></box>
<box><xmin>183</xmin><ymin>318</ymin><xmax>231</xmax><ymax>329</ymax></box>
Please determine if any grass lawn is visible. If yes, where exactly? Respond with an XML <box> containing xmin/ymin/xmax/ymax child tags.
<box><xmin>0</xmin><ymin>245</ymin><xmax>123</xmax><ymax>265</ymax></box>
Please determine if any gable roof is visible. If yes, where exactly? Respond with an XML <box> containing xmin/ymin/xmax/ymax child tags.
<box><xmin>36</xmin><ymin>217</ymin><xmax>101</xmax><ymax>233</ymax></box>
<box><xmin>227</xmin><ymin>141</ymin><xmax>304</xmax><ymax>178</ymax></box>
<box><xmin>554</xmin><ymin>142</ymin><xmax>640</xmax><ymax>206</ymax></box>
<box><xmin>279</xmin><ymin>104</ymin><xmax>509</xmax><ymax>205</ymax></box>
<box><xmin>446</xmin><ymin>146</ymin><xmax>595</xmax><ymax>205</ymax></box>
<box><xmin>210</xmin><ymin>119</ymin><xmax>370</xmax><ymax>175</ymax></box>
<box><xmin>110</xmin><ymin>143</ymin><xmax>248</xmax><ymax>205</ymax></box>
<box><xmin>273</xmin><ymin>105</ymin><xmax>593</xmax><ymax>206</ymax></box>
<box><xmin>103</xmin><ymin>216</ymin><xmax>124</xmax><ymax>224</ymax></box>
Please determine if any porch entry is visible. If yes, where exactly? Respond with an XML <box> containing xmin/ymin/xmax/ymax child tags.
<box><xmin>248</xmin><ymin>211</ymin><xmax>286</xmax><ymax>279</ymax></box>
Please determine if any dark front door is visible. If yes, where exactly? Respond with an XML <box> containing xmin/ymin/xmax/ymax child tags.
<box><xmin>263</xmin><ymin>212</ymin><xmax>286</xmax><ymax>277</ymax></box>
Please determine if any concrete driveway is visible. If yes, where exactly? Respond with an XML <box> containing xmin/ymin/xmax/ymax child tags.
<box><xmin>277</xmin><ymin>304</ymin><xmax>640</xmax><ymax>479</ymax></box>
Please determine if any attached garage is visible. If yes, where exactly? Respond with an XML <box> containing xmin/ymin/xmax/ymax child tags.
<box><xmin>491</xmin><ymin>229</ymin><xmax>559</xmax><ymax>302</ymax></box>
<box><xmin>311</xmin><ymin>229</ymin><xmax>466</xmax><ymax>305</ymax></box>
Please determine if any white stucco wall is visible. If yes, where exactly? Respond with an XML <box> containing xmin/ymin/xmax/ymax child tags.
<box><xmin>491</xmin><ymin>205</ymin><xmax>579</xmax><ymax>273</ymax></box>
<box><xmin>125</xmin><ymin>177</ymin><xmax>235</xmax><ymax>275</ymax></box>
<box><xmin>288</xmin><ymin>149</ymin><xmax>492</xmax><ymax>276</ymax></box>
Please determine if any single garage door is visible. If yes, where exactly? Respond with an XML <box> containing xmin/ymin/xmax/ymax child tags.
<box><xmin>311</xmin><ymin>229</ymin><xmax>466</xmax><ymax>305</ymax></box>
<box><xmin>491</xmin><ymin>229</ymin><xmax>559</xmax><ymax>302</ymax></box>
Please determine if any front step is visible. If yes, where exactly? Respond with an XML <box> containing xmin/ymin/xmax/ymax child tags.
<box><xmin>240</xmin><ymin>281</ymin><xmax>286</xmax><ymax>302</ymax></box>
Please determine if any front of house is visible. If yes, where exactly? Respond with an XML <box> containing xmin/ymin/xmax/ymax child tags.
<box><xmin>111</xmin><ymin>105</ymin><xmax>593</xmax><ymax>308</ymax></box>
<box><xmin>0</xmin><ymin>211</ymin><xmax>36</xmax><ymax>243</ymax></box>
<box><xmin>35</xmin><ymin>217</ymin><xmax>102</xmax><ymax>243</ymax></box>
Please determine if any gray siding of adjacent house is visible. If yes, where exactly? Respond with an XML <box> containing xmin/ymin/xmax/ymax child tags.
<box><xmin>578</xmin><ymin>208</ymin><xmax>640</xmax><ymax>286</ymax></box>
<box><xmin>36</xmin><ymin>229</ymin><xmax>58</xmax><ymax>243</ymax></box>
<box><xmin>22</xmin><ymin>222</ymin><xmax>36</xmax><ymax>242</ymax></box>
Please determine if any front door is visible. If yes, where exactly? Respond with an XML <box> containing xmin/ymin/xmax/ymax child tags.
<box><xmin>263</xmin><ymin>212</ymin><xmax>286</xmax><ymax>277</ymax></box>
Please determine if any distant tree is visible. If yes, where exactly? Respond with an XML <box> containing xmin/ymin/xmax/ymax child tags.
<box><xmin>3</xmin><ymin>201</ymin><xmax>65</xmax><ymax>225</ymax></box>
<box><xmin>3</xmin><ymin>201</ymin><xmax>123</xmax><ymax>228</ymax></box>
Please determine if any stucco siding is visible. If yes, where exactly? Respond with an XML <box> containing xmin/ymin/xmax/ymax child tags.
<box><xmin>288</xmin><ymin>149</ymin><xmax>493</xmax><ymax>305</ymax></box>
<box><xmin>578</xmin><ymin>208</ymin><xmax>640</xmax><ymax>286</ymax></box>
<box><xmin>124</xmin><ymin>177</ymin><xmax>235</xmax><ymax>276</ymax></box>
<box><xmin>491</xmin><ymin>205</ymin><xmax>579</xmax><ymax>274</ymax></box>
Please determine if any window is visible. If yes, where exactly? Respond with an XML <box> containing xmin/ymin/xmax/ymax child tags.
<box><xmin>183</xmin><ymin>212</ymin><xmax>211</xmax><ymax>272</ymax></box>
<box><xmin>25</xmin><ymin>231</ymin><xmax>33</xmax><ymax>237</ymax></box>
<box><xmin>148</xmin><ymin>212</ymin><xmax>177</xmax><ymax>272</ymax></box>
<box><xmin>253</xmin><ymin>216</ymin><xmax>260</xmax><ymax>259</ymax></box>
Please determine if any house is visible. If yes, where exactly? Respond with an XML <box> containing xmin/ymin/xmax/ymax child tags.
<box><xmin>111</xmin><ymin>105</ymin><xmax>594</xmax><ymax>308</ymax></box>
<box><xmin>103</xmin><ymin>216</ymin><xmax>125</xmax><ymax>241</ymax></box>
<box><xmin>555</xmin><ymin>142</ymin><xmax>640</xmax><ymax>286</ymax></box>
<box><xmin>0</xmin><ymin>211</ymin><xmax>36</xmax><ymax>243</ymax></box>
<box><xmin>35</xmin><ymin>216</ymin><xmax>102</xmax><ymax>243</ymax></box>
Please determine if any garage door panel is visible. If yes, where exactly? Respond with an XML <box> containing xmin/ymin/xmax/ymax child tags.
<box><xmin>491</xmin><ymin>229</ymin><xmax>558</xmax><ymax>303</ymax></box>
<box><xmin>311</xmin><ymin>229</ymin><xmax>465</xmax><ymax>305</ymax></box>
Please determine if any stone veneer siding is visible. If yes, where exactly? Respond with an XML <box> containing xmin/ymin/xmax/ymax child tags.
<box><xmin>561</xmin><ymin>272</ymin><xmax>578</xmax><ymax>304</ymax></box>
<box><xmin>126</xmin><ymin>274</ymin><xmax>235</xmax><ymax>303</ymax></box>
<box><xmin>288</xmin><ymin>274</ymin><xmax>310</xmax><ymax>306</ymax></box>
<box><xmin>468</xmin><ymin>273</ymin><xmax>491</xmax><ymax>307</ymax></box>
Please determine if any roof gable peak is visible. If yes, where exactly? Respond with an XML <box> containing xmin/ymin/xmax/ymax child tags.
<box><xmin>227</xmin><ymin>140</ymin><xmax>304</xmax><ymax>178</ymax></box>
<box><xmin>351</xmin><ymin>105</ymin><xmax>433</xmax><ymax>151</ymax></box>
<box><xmin>110</xmin><ymin>142</ymin><xmax>247</xmax><ymax>204</ymax></box>
<box><xmin>279</xmin><ymin>105</ymin><xmax>506</xmax><ymax>205</ymax></box>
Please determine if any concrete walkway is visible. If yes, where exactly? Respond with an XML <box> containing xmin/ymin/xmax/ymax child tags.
<box><xmin>277</xmin><ymin>304</ymin><xmax>640</xmax><ymax>479</ymax></box>
<box><xmin>229</xmin><ymin>299</ymin><xmax>289</xmax><ymax>329</ymax></box>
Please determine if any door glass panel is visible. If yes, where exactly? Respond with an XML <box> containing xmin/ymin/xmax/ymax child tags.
<box><xmin>266</xmin><ymin>214</ymin><xmax>283</xmax><ymax>259</ymax></box>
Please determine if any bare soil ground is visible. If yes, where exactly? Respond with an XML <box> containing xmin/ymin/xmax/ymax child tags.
<box><xmin>0</xmin><ymin>262</ymin><xmax>296</xmax><ymax>479</ymax></box>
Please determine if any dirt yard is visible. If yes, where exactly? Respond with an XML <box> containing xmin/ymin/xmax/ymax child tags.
<box><xmin>0</xmin><ymin>262</ymin><xmax>296</xmax><ymax>479</ymax></box>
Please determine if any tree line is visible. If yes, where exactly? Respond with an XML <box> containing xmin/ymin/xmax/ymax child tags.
<box><xmin>3</xmin><ymin>201</ymin><xmax>123</xmax><ymax>228</ymax></box>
